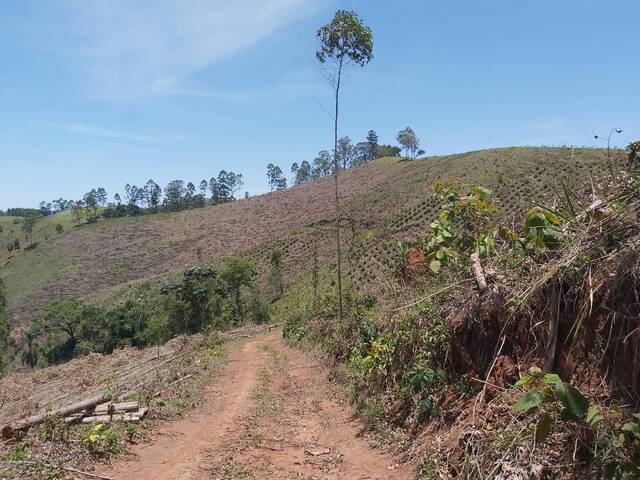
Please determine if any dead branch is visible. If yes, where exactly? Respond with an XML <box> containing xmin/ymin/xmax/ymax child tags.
<box><xmin>391</xmin><ymin>278</ymin><xmax>475</xmax><ymax>312</ymax></box>
<box><xmin>153</xmin><ymin>373</ymin><xmax>195</xmax><ymax>398</ymax></box>
<box><xmin>470</xmin><ymin>253</ymin><xmax>488</xmax><ymax>292</ymax></box>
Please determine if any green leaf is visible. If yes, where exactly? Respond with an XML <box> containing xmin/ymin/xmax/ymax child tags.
<box><xmin>526</xmin><ymin>211</ymin><xmax>547</xmax><ymax>228</ymax></box>
<box><xmin>514</xmin><ymin>374</ymin><xmax>532</xmax><ymax>388</ymax></box>
<box><xmin>473</xmin><ymin>186</ymin><xmax>493</xmax><ymax>198</ymax></box>
<box><xmin>542</xmin><ymin>386</ymin><xmax>555</xmax><ymax>403</ymax></box>
<box><xmin>560</xmin><ymin>408</ymin><xmax>578</xmax><ymax>422</ymax></box>
<box><xmin>542</xmin><ymin>209</ymin><xmax>562</xmax><ymax>225</ymax></box>
<box><xmin>586</xmin><ymin>406</ymin><xmax>602</xmax><ymax>426</ymax></box>
<box><xmin>535</xmin><ymin>413</ymin><xmax>552</xmax><ymax>443</ymax></box>
<box><xmin>554</xmin><ymin>382</ymin><xmax>588</xmax><ymax>420</ymax></box>
<box><xmin>543</xmin><ymin>373</ymin><xmax>562</xmax><ymax>385</ymax></box>
<box><xmin>621</xmin><ymin>420</ymin><xmax>640</xmax><ymax>436</ymax></box>
<box><xmin>512</xmin><ymin>388</ymin><xmax>545</xmax><ymax>413</ymax></box>
<box><xmin>429</xmin><ymin>259</ymin><xmax>441</xmax><ymax>273</ymax></box>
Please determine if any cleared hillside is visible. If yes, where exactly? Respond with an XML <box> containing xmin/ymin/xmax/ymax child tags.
<box><xmin>0</xmin><ymin>147</ymin><xmax>625</xmax><ymax>327</ymax></box>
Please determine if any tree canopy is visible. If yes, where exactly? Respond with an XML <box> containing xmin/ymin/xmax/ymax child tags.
<box><xmin>397</xmin><ymin>127</ymin><xmax>421</xmax><ymax>159</ymax></box>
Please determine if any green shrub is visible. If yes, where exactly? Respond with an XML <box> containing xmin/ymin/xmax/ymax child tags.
<box><xmin>82</xmin><ymin>423</ymin><xmax>120</xmax><ymax>455</ymax></box>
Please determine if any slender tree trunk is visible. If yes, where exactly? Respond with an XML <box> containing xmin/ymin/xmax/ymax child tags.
<box><xmin>312</xmin><ymin>234</ymin><xmax>319</xmax><ymax>307</ymax></box>
<box><xmin>235</xmin><ymin>289</ymin><xmax>243</xmax><ymax>320</ymax></box>
<box><xmin>333</xmin><ymin>58</ymin><xmax>344</xmax><ymax>322</ymax></box>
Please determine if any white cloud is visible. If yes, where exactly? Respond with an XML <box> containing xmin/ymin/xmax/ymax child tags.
<box><xmin>60</xmin><ymin>0</ymin><xmax>318</xmax><ymax>99</ymax></box>
<box><xmin>49</xmin><ymin>122</ymin><xmax>186</xmax><ymax>142</ymax></box>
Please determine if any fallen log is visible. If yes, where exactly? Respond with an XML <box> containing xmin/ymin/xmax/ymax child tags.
<box><xmin>65</xmin><ymin>401</ymin><xmax>140</xmax><ymax>421</ymax></box>
<box><xmin>92</xmin><ymin>401</ymin><xmax>139</xmax><ymax>414</ymax></box>
<box><xmin>1</xmin><ymin>393</ymin><xmax>111</xmax><ymax>438</ymax></box>
<box><xmin>79</xmin><ymin>408</ymin><xmax>147</xmax><ymax>425</ymax></box>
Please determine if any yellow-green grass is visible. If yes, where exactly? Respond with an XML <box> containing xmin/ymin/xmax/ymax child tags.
<box><xmin>1</xmin><ymin>210</ymin><xmax>78</xmax><ymax>262</ymax></box>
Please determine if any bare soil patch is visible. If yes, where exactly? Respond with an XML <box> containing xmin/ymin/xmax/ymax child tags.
<box><xmin>100</xmin><ymin>330</ymin><xmax>411</xmax><ymax>479</ymax></box>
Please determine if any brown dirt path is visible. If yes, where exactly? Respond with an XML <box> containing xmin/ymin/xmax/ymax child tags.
<box><xmin>101</xmin><ymin>330</ymin><xmax>412</xmax><ymax>480</ymax></box>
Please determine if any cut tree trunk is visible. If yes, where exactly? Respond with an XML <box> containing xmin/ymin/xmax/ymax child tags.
<box><xmin>92</xmin><ymin>401</ymin><xmax>139</xmax><ymax>414</ymax></box>
<box><xmin>78</xmin><ymin>408</ymin><xmax>148</xmax><ymax>425</ymax></box>
<box><xmin>471</xmin><ymin>253</ymin><xmax>488</xmax><ymax>292</ymax></box>
<box><xmin>2</xmin><ymin>393</ymin><xmax>111</xmax><ymax>438</ymax></box>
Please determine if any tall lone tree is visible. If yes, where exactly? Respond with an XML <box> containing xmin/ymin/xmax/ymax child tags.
<box><xmin>267</xmin><ymin>163</ymin><xmax>287</xmax><ymax>191</ymax></box>
<box><xmin>316</xmin><ymin>10</ymin><xmax>373</xmax><ymax>322</ymax></box>
<box><xmin>397</xmin><ymin>126</ymin><xmax>420</xmax><ymax>159</ymax></box>
<box><xmin>366</xmin><ymin>130</ymin><xmax>379</xmax><ymax>160</ymax></box>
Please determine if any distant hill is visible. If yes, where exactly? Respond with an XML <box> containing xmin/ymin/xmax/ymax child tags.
<box><xmin>0</xmin><ymin>146</ymin><xmax>625</xmax><ymax>327</ymax></box>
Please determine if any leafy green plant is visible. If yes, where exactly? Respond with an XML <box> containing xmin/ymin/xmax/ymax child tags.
<box><xmin>124</xmin><ymin>423</ymin><xmax>137</xmax><ymax>443</ymax></box>
<box><xmin>2</xmin><ymin>442</ymin><xmax>31</xmax><ymax>462</ymax></box>
<box><xmin>39</xmin><ymin>416</ymin><xmax>68</xmax><ymax>442</ymax></box>
<box><xmin>512</xmin><ymin>367</ymin><xmax>588</xmax><ymax>442</ymax></box>
<box><xmin>409</xmin><ymin>364</ymin><xmax>435</xmax><ymax>392</ymax></box>
<box><xmin>82</xmin><ymin>423</ymin><xmax>120</xmax><ymax>455</ymax></box>
<box><xmin>363</xmin><ymin>337</ymin><xmax>394</xmax><ymax>376</ymax></box>
<box><xmin>416</xmin><ymin>394</ymin><xmax>440</xmax><ymax>422</ymax></box>
<box><xmin>514</xmin><ymin>369</ymin><xmax>639</xmax><ymax>477</ymax></box>
<box><xmin>587</xmin><ymin>406</ymin><xmax>640</xmax><ymax>479</ymax></box>
<box><xmin>424</xmin><ymin>180</ymin><xmax>499</xmax><ymax>273</ymax></box>
<box><xmin>522</xmin><ymin>207</ymin><xmax>563</xmax><ymax>251</ymax></box>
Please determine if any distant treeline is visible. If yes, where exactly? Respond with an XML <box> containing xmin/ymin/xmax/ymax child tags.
<box><xmin>0</xmin><ymin>208</ymin><xmax>42</xmax><ymax>217</ymax></box>
<box><xmin>27</xmin><ymin>170</ymin><xmax>244</xmax><ymax>225</ymax></box>
<box><xmin>266</xmin><ymin>128</ymin><xmax>423</xmax><ymax>190</ymax></box>
<box><xmin>2</xmin><ymin>128</ymin><xmax>423</xmax><ymax>221</ymax></box>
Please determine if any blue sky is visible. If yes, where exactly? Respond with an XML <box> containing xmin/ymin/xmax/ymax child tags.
<box><xmin>1</xmin><ymin>0</ymin><xmax>638</xmax><ymax>209</ymax></box>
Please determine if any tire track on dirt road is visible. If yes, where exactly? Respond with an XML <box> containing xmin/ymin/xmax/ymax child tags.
<box><xmin>102</xmin><ymin>331</ymin><xmax>411</xmax><ymax>480</ymax></box>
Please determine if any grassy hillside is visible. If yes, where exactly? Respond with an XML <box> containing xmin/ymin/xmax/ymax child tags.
<box><xmin>0</xmin><ymin>210</ymin><xmax>78</xmax><ymax>253</ymax></box>
<box><xmin>0</xmin><ymin>146</ymin><xmax>625</xmax><ymax>328</ymax></box>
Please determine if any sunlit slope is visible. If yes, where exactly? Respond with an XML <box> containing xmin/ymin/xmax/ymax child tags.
<box><xmin>0</xmin><ymin>147</ymin><xmax>624</xmax><ymax>327</ymax></box>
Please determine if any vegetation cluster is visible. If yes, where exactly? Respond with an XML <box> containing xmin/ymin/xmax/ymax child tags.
<box><xmin>277</xmin><ymin>141</ymin><xmax>640</xmax><ymax>479</ymax></box>
<box><xmin>4</xmin><ymin>256</ymin><xmax>267</xmax><ymax>370</ymax></box>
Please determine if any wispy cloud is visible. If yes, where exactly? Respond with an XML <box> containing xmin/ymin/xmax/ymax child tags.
<box><xmin>49</xmin><ymin>122</ymin><xmax>186</xmax><ymax>142</ymax></box>
<box><xmin>55</xmin><ymin>0</ymin><xmax>319</xmax><ymax>99</ymax></box>
<box><xmin>171</xmin><ymin>69</ymin><xmax>324</xmax><ymax>104</ymax></box>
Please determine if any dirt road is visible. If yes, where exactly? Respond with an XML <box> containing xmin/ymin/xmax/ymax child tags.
<box><xmin>102</xmin><ymin>330</ymin><xmax>411</xmax><ymax>480</ymax></box>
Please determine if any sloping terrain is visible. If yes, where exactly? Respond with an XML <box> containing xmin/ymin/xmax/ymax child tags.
<box><xmin>0</xmin><ymin>147</ymin><xmax>624</xmax><ymax>328</ymax></box>
<box><xmin>0</xmin><ymin>335</ymin><xmax>203</xmax><ymax>428</ymax></box>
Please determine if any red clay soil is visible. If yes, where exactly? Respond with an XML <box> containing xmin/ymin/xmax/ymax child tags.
<box><xmin>101</xmin><ymin>331</ymin><xmax>411</xmax><ymax>480</ymax></box>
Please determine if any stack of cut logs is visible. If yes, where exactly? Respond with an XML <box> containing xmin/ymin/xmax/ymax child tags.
<box><xmin>65</xmin><ymin>401</ymin><xmax>148</xmax><ymax>425</ymax></box>
<box><xmin>1</xmin><ymin>394</ymin><xmax>148</xmax><ymax>437</ymax></box>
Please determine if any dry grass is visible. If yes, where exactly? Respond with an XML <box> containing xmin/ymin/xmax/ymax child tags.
<box><xmin>0</xmin><ymin>335</ymin><xmax>205</xmax><ymax>427</ymax></box>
